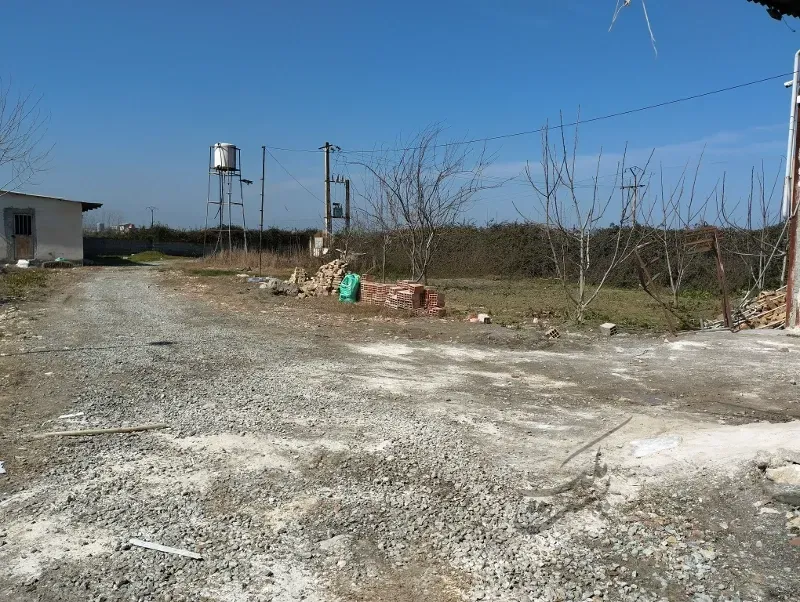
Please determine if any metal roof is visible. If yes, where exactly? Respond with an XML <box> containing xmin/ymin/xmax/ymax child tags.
<box><xmin>748</xmin><ymin>0</ymin><xmax>800</xmax><ymax>18</ymax></box>
<box><xmin>0</xmin><ymin>190</ymin><xmax>103</xmax><ymax>212</ymax></box>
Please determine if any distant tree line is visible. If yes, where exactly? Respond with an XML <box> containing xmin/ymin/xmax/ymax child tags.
<box><xmin>85</xmin><ymin>225</ymin><xmax>318</xmax><ymax>255</ymax></box>
<box><xmin>343</xmin><ymin>222</ymin><xmax>785</xmax><ymax>296</ymax></box>
<box><xmin>85</xmin><ymin>221</ymin><xmax>785</xmax><ymax>296</ymax></box>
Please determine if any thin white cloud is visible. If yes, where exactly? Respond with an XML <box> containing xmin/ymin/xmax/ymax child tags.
<box><xmin>486</xmin><ymin>124</ymin><xmax>785</xmax><ymax>183</ymax></box>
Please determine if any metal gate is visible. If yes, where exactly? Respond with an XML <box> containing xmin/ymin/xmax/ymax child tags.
<box><xmin>13</xmin><ymin>213</ymin><xmax>33</xmax><ymax>259</ymax></box>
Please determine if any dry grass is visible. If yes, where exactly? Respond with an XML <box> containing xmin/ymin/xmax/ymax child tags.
<box><xmin>432</xmin><ymin>277</ymin><xmax>720</xmax><ymax>330</ymax></box>
<box><xmin>196</xmin><ymin>249</ymin><xmax>322</xmax><ymax>280</ymax></box>
<box><xmin>171</xmin><ymin>254</ymin><xmax>721</xmax><ymax>332</ymax></box>
<box><xmin>0</xmin><ymin>268</ymin><xmax>49</xmax><ymax>301</ymax></box>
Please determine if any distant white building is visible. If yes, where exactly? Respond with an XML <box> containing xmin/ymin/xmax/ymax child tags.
<box><xmin>0</xmin><ymin>191</ymin><xmax>102</xmax><ymax>264</ymax></box>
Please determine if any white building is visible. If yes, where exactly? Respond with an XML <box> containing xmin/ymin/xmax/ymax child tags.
<box><xmin>0</xmin><ymin>191</ymin><xmax>102</xmax><ymax>264</ymax></box>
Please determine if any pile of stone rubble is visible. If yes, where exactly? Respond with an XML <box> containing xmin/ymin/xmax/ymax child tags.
<box><xmin>294</xmin><ymin>260</ymin><xmax>348</xmax><ymax>299</ymax></box>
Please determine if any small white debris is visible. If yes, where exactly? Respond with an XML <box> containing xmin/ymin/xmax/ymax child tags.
<box><xmin>629</xmin><ymin>436</ymin><xmax>681</xmax><ymax>458</ymax></box>
<box><xmin>600</xmin><ymin>322</ymin><xmax>617</xmax><ymax>336</ymax></box>
<box><xmin>57</xmin><ymin>412</ymin><xmax>85</xmax><ymax>420</ymax></box>
<box><xmin>128</xmin><ymin>538</ymin><xmax>202</xmax><ymax>560</ymax></box>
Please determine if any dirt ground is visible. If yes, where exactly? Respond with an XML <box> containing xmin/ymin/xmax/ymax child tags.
<box><xmin>1</xmin><ymin>266</ymin><xmax>799</xmax><ymax>602</ymax></box>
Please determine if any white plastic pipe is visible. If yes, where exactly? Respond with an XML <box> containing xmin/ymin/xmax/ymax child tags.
<box><xmin>782</xmin><ymin>50</ymin><xmax>800</xmax><ymax>219</ymax></box>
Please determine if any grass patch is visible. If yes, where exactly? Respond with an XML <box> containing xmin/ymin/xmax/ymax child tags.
<box><xmin>177</xmin><ymin>249</ymin><xmax>324</xmax><ymax>281</ymax></box>
<box><xmin>0</xmin><ymin>268</ymin><xmax>49</xmax><ymax>301</ymax></box>
<box><xmin>89</xmin><ymin>252</ymin><xmax>183</xmax><ymax>266</ymax></box>
<box><xmin>431</xmin><ymin>277</ymin><xmax>720</xmax><ymax>330</ymax></box>
<box><xmin>200</xmin><ymin>249</ymin><xmax>320</xmax><ymax>275</ymax></box>
<box><xmin>127</xmin><ymin>251</ymin><xmax>182</xmax><ymax>263</ymax></box>
<box><xmin>184</xmin><ymin>268</ymin><xmax>243</xmax><ymax>277</ymax></box>
<box><xmin>88</xmin><ymin>255</ymin><xmax>146</xmax><ymax>267</ymax></box>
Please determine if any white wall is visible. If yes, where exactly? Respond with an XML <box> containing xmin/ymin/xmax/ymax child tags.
<box><xmin>0</xmin><ymin>193</ymin><xmax>85</xmax><ymax>262</ymax></box>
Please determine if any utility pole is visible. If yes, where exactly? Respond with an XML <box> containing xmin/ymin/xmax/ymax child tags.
<box><xmin>784</xmin><ymin>50</ymin><xmax>800</xmax><ymax>328</ymax></box>
<box><xmin>787</xmin><ymin>115</ymin><xmax>800</xmax><ymax>327</ymax></box>
<box><xmin>345</xmin><ymin>178</ymin><xmax>351</xmax><ymax>232</ymax></box>
<box><xmin>259</xmin><ymin>145</ymin><xmax>266</xmax><ymax>276</ymax></box>
<box><xmin>319</xmin><ymin>142</ymin><xmax>340</xmax><ymax>240</ymax></box>
<box><xmin>621</xmin><ymin>167</ymin><xmax>645</xmax><ymax>226</ymax></box>
<box><xmin>146</xmin><ymin>206</ymin><xmax>157</xmax><ymax>228</ymax></box>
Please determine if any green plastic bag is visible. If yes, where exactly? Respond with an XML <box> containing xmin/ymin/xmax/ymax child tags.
<box><xmin>338</xmin><ymin>273</ymin><xmax>360</xmax><ymax>303</ymax></box>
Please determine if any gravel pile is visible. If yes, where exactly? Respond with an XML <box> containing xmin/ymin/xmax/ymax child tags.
<box><xmin>1</xmin><ymin>268</ymin><xmax>798</xmax><ymax>602</ymax></box>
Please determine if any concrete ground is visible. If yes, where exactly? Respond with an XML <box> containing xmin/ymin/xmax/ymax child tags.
<box><xmin>0</xmin><ymin>267</ymin><xmax>798</xmax><ymax>602</ymax></box>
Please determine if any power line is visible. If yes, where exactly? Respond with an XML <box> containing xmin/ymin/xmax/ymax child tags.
<box><xmin>264</xmin><ymin>148</ymin><xmax>324</xmax><ymax>203</ymax></box>
<box><xmin>264</xmin><ymin>70</ymin><xmax>795</xmax><ymax>154</ymax></box>
<box><xmin>265</xmin><ymin>145</ymin><xmax>319</xmax><ymax>153</ymax></box>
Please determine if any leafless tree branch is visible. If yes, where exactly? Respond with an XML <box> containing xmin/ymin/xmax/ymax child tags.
<box><xmin>524</xmin><ymin>115</ymin><xmax>647</xmax><ymax>322</ymax></box>
<box><xmin>0</xmin><ymin>77</ymin><xmax>52</xmax><ymax>195</ymax></box>
<box><xmin>353</xmin><ymin>125</ymin><xmax>499</xmax><ymax>284</ymax></box>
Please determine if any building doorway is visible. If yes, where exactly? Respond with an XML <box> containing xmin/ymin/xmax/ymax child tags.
<box><xmin>12</xmin><ymin>213</ymin><xmax>34</xmax><ymax>260</ymax></box>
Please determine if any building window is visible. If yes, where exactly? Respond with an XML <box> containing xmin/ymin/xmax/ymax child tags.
<box><xmin>14</xmin><ymin>214</ymin><xmax>32</xmax><ymax>236</ymax></box>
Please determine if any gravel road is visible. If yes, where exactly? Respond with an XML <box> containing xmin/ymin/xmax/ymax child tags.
<box><xmin>1</xmin><ymin>267</ymin><xmax>799</xmax><ymax>602</ymax></box>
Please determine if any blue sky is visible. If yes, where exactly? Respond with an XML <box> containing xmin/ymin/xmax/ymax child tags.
<box><xmin>1</xmin><ymin>0</ymin><xmax>798</xmax><ymax>229</ymax></box>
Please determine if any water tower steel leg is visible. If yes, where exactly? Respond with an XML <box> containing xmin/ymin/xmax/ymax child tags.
<box><xmin>203</xmin><ymin>159</ymin><xmax>212</xmax><ymax>257</ymax></box>
<box><xmin>239</xmin><ymin>173</ymin><xmax>248</xmax><ymax>253</ymax></box>
<box><xmin>227</xmin><ymin>174</ymin><xmax>233</xmax><ymax>253</ymax></box>
<box><xmin>217</xmin><ymin>172</ymin><xmax>224</xmax><ymax>254</ymax></box>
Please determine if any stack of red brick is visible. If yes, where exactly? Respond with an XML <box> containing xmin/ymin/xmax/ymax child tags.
<box><xmin>359</xmin><ymin>275</ymin><xmax>445</xmax><ymax>316</ymax></box>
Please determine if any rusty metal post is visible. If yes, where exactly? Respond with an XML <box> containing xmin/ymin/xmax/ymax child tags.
<box><xmin>714</xmin><ymin>231</ymin><xmax>733</xmax><ymax>329</ymax></box>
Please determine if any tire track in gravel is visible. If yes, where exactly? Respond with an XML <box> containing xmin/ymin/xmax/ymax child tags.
<box><xmin>2</xmin><ymin>267</ymin><xmax>799</xmax><ymax>602</ymax></box>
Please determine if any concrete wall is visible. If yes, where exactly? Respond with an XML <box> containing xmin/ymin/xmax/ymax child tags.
<box><xmin>0</xmin><ymin>193</ymin><xmax>85</xmax><ymax>263</ymax></box>
<box><xmin>83</xmin><ymin>238</ymin><xmax>204</xmax><ymax>257</ymax></box>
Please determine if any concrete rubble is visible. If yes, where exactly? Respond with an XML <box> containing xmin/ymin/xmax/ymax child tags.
<box><xmin>297</xmin><ymin>259</ymin><xmax>348</xmax><ymax>298</ymax></box>
<box><xmin>287</xmin><ymin>267</ymin><xmax>309</xmax><ymax>285</ymax></box>
<box><xmin>255</xmin><ymin>261</ymin><xmax>348</xmax><ymax>299</ymax></box>
<box><xmin>757</xmin><ymin>448</ymin><xmax>800</xmax><ymax>506</ymax></box>
<box><xmin>258</xmin><ymin>277</ymin><xmax>299</xmax><ymax>297</ymax></box>
<box><xmin>254</xmin><ymin>263</ymin><xmax>449</xmax><ymax>318</ymax></box>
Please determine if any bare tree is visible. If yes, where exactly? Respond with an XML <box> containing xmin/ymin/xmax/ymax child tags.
<box><xmin>358</xmin><ymin>125</ymin><xmax>494</xmax><ymax>284</ymax></box>
<box><xmin>355</xmin><ymin>175</ymin><xmax>396</xmax><ymax>283</ymax></box>
<box><xmin>522</xmin><ymin>117</ymin><xmax>650</xmax><ymax>323</ymax></box>
<box><xmin>717</xmin><ymin>161</ymin><xmax>786</xmax><ymax>292</ymax></box>
<box><xmin>650</xmin><ymin>156</ymin><xmax>714</xmax><ymax>307</ymax></box>
<box><xmin>0</xmin><ymin>78</ymin><xmax>51</xmax><ymax>193</ymax></box>
<box><xmin>98</xmin><ymin>210</ymin><xmax>124</xmax><ymax>230</ymax></box>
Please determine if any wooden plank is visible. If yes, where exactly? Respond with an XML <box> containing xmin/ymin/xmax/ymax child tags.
<box><xmin>34</xmin><ymin>423</ymin><xmax>168</xmax><ymax>439</ymax></box>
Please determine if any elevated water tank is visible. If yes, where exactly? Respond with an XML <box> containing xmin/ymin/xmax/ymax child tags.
<box><xmin>213</xmin><ymin>143</ymin><xmax>237</xmax><ymax>171</ymax></box>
